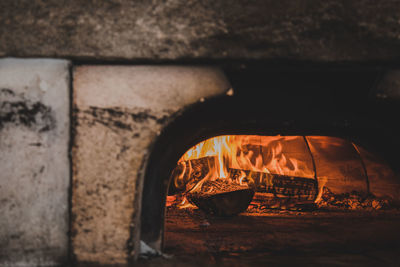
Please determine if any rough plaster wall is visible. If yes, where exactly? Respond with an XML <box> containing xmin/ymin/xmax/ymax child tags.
<box><xmin>71</xmin><ymin>66</ymin><xmax>230</xmax><ymax>264</ymax></box>
<box><xmin>0</xmin><ymin>58</ymin><xmax>70</xmax><ymax>266</ymax></box>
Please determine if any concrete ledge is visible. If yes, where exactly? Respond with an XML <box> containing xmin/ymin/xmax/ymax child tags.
<box><xmin>1</xmin><ymin>0</ymin><xmax>400</xmax><ymax>62</ymax></box>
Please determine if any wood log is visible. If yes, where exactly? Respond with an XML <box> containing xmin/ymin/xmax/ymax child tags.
<box><xmin>187</xmin><ymin>179</ymin><xmax>254</xmax><ymax>216</ymax></box>
<box><xmin>170</xmin><ymin>158</ymin><xmax>318</xmax><ymax>212</ymax></box>
<box><xmin>229</xmin><ymin>168</ymin><xmax>318</xmax><ymax>201</ymax></box>
<box><xmin>248</xmin><ymin>192</ymin><xmax>317</xmax><ymax>211</ymax></box>
<box><xmin>169</xmin><ymin>156</ymin><xmax>217</xmax><ymax>194</ymax></box>
<box><xmin>229</xmin><ymin>168</ymin><xmax>318</xmax><ymax>210</ymax></box>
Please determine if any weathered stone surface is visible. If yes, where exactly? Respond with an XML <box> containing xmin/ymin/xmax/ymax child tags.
<box><xmin>1</xmin><ymin>0</ymin><xmax>400</xmax><ymax>62</ymax></box>
<box><xmin>0</xmin><ymin>58</ymin><xmax>70</xmax><ymax>266</ymax></box>
<box><xmin>71</xmin><ymin>66</ymin><xmax>230</xmax><ymax>264</ymax></box>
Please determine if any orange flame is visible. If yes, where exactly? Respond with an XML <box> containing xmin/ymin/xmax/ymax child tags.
<box><xmin>176</xmin><ymin>135</ymin><xmax>316</xmax><ymax>195</ymax></box>
<box><xmin>170</xmin><ymin>135</ymin><xmax>394</xmax><ymax>210</ymax></box>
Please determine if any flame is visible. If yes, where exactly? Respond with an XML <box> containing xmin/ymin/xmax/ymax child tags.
<box><xmin>314</xmin><ymin>176</ymin><xmax>328</xmax><ymax>203</ymax></box>
<box><xmin>175</xmin><ymin>135</ymin><xmax>316</xmax><ymax>195</ymax></box>
<box><xmin>170</xmin><ymin>135</ymin><xmax>392</xmax><ymax>210</ymax></box>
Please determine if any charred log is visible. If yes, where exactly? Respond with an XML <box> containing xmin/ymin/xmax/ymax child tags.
<box><xmin>229</xmin><ymin>168</ymin><xmax>317</xmax><ymax>200</ymax></box>
<box><xmin>170</xmin><ymin>156</ymin><xmax>217</xmax><ymax>194</ymax></box>
<box><xmin>187</xmin><ymin>180</ymin><xmax>254</xmax><ymax>216</ymax></box>
<box><xmin>170</xmin><ymin>156</ymin><xmax>319</xmax><ymax>212</ymax></box>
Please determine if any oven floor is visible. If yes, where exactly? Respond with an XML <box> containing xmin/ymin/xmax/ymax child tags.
<box><xmin>139</xmin><ymin>207</ymin><xmax>400</xmax><ymax>266</ymax></box>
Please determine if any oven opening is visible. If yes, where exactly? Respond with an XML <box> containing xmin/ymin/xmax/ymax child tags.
<box><xmin>139</xmin><ymin>69</ymin><xmax>400</xmax><ymax>265</ymax></box>
<box><xmin>163</xmin><ymin>135</ymin><xmax>400</xmax><ymax>265</ymax></box>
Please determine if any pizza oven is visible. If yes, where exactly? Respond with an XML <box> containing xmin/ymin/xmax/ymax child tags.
<box><xmin>139</xmin><ymin>68</ymin><xmax>400</xmax><ymax>265</ymax></box>
<box><xmin>2</xmin><ymin>2</ymin><xmax>400</xmax><ymax>266</ymax></box>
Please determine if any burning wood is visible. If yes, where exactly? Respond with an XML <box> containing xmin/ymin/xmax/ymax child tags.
<box><xmin>187</xmin><ymin>179</ymin><xmax>254</xmax><ymax>216</ymax></box>
<box><xmin>169</xmin><ymin>145</ymin><xmax>319</xmax><ymax>214</ymax></box>
<box><xmin>229</xmin><ymin>168</ymin><xmax>317</xmax><ymax>200</ymax></box>
<box><xmin>169</xmin><ymin>135</ymin><xmax>400</xmax><ymax>214</ymax></box>
<box><xmin>170</xmin><ymin>156</ymin><xmax>216</xmax><ymax>193</ymax></box>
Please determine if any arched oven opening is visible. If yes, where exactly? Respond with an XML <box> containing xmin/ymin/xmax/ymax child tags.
<box><xmin>140</xmin><ymin>69</ymin><xmax>400</xmax><ymax>265</ymax></box>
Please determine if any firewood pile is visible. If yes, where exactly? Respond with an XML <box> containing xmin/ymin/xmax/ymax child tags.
<box><xmin>170</xmin><ymin>156</ymin><xmax>319</xmax><ymax>215</ymax></box>
<box><xmin>169</xmin><ymin>156</ymin><xmax>398</xmax><ymax>215</ymax></box>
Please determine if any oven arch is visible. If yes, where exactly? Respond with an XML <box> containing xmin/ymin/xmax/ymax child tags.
<box><xmin>138</xmin><ymin>89</ymin><xmax>400</xmax><ymax>253</ymax></box>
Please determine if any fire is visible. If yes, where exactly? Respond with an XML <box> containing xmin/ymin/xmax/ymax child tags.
<box><xmin>174</xmin><ymin>135</ymin><xmax>316</xmax><ymax>196</ymax></box>
<box><xmin>169</xmin><ymin>135</ymin><xmax>397</xmax><ymax>213</ymax></box>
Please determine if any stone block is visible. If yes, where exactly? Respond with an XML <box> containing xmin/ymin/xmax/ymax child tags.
<box><xmin>71</xmin><ymin>65</ymin><xmax>230</xmax><ymax>264</ymax></box>
<box><xmin>0</xmin><ymin>58</ymin><xmax>70</xmax><ymax>266</ymax></box>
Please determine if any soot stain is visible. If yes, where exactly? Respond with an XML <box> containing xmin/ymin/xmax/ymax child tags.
<box><xmin>0</xmin><ymin>88</ymin><xmax>56</xmax><ymax>132</ymax></box>
<box><xmin>29</xmin><ymin>143</ymin><xmax>42</xmax><ymax>147</ymax></box>
<box><xmin>131</xmin><ymin>111</ymin><xmax>157</xmax><ymax>123</ymax></box>
<box><xmin>77</xmin><ymin>106</ymin><xmax>169</xmax><ymax>132</ymax></box>
<box><xmin>39</xmin><ymin>166</ymin><xmax>45</xmax><ymax>173</ymax></box>
<box><xmin>113</xmin><ymin>120</ymin><xmax>132</xmax><ymax>130</ymax></box>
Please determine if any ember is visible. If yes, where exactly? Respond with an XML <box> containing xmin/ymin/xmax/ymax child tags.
<box><xmin>317</xmin><ymin>187</ymin><xmax>393</xmax><ymax>211</ymax></box>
